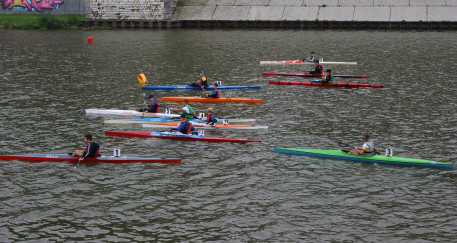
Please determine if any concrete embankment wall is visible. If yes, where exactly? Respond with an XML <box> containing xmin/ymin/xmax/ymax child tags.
<box><xmin>172</xmin><ymin>0</ymin><xmax>457</xmax><ymax>22</ymax></box>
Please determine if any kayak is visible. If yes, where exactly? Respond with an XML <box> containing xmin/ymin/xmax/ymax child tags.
<box><xmin>161</xmin><ymin>97</ymin><xmax>264</xmax><ymax>104</ymax></box>
<box><xmin>85</xmin><ymin>109</ymin><xmax>181</xmax><ymax>118</ymax></box>
<box><xmin>105</xmin><ymin>131</ymin><xmax>261</xmax><ymax>143</ymax></box>
<box><xmin>269</xmin><ymin>80</ymin><xmax>385</xmax><ymax>88</ymax></box>
<box><xmin>104</xmin><ymin>117</ymin><xmax>256</xmax><ymax>124</ymax></box>
<box><xmin>262</xmin><ymin>72</ymin><xmax>370</xmax><ymax>79</ymax></box>
<box><xmin>141</xmin><ymin>85</ymin><xmax>261</xmax><ymax>90</ymax></box>
<box><xmin>274</xmin><ymin>148</ymin><xmax>454</xmax><ymax>169</ymax></box>
<box><xmin>0</xmin><ymin>154</ymin><xmax>181</xmax><ymax>164</ymax></box>
<box><xmin>142</xmin><ymin>122</ymin><xmax>268</xmax><ymax>130</ymax></box>
<box><xmin>260</xmin><ymin>60</ymin><xmax>357</xmax><ymax>65</ymax></box>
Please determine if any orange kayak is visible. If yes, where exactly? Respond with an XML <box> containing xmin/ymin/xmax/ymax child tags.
<box><xmin>161</xmin><ymin>96</ymin><xmax>263</xmax><ymax>104</ymax></box>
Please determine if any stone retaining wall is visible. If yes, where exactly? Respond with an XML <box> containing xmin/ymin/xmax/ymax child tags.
<box><xmin>172</xmin><ymin>0</ymin><xmax>457</xmax><ymax>22</ymax></box>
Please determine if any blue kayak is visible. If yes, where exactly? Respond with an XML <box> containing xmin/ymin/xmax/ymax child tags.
<box><xmin>141</xmin><ymin>85</ymin><xmax>261</xmax><ymax>90</ymax></box>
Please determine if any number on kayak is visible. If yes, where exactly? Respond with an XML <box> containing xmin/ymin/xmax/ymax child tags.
<box><xmin>166</xmin><ymin>108</ymin><xmax>171</xmax><ymax>114</ymax></box>
<box><xmin>223</xmin><ymin>119</ymin><xmax>229</xmax><ymax>125</ymax></box>
<box><xmin>386</xmin><ymin>148</ymin><xmax>393</xmax><ymax>157</ymax></box>
<box><xmin>113</xmin><ymin>149</ymin><xmax>121</xmax><ymax>157</ymax></box>
<box><xmin>198</xmin><ymin>130</ymin><xmax>204</xmax><ymax>136</ymax></box>
<box><xmin>216</xmin><ymin>81</ymin><xmax>222</xmax><ymax>86</ymax></box>
<box><xmin>198</xmin><ymin>113</ymin><xmax>204</xmax><ymax>119</ymax></box>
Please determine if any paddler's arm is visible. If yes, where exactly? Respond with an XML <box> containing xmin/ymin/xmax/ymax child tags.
<box><xmin>352</xmin><ymin>146</ymin><xmax>365</xmax><ymax>155</ymax></box>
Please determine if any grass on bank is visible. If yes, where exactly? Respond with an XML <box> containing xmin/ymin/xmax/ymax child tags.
<box><xmin>0</xmin><ymin>14</ymin><xmax>86</xmax><ymax>30</ymax></box>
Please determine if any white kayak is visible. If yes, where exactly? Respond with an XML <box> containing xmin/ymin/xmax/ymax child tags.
<box><xmin>85</xmin><ymin>109</ymin><xmax>181</xmax><ymax>118</ymax></box>
<box><xmin>104</xmin><ymin>117</ymin><xmax>257</xmax><ymax>124</ymax></box>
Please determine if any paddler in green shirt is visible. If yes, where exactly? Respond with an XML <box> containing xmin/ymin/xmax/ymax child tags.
<box><xmin>171</xmin><ymin>99</ymin><xmax>195</xmax><ymax>119</ymax></box>
<box><xmin>303</xmin><ymin>51</ymin><xmax>319</xmax><ymax>62</ymax></box>
<box><xmin>320</xmin><ymin>69</ymin><xmax>334</xmax><ymax>83</ymax></box>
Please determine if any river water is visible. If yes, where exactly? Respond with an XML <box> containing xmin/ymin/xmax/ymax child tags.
<box><xmin>1</xmin><ymin>29</ymin><xmax>456</xmax><ymax>241</ymax></box>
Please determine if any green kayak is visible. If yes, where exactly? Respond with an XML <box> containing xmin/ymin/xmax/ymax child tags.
<box><xmin>274</xmin><ymin>148</ymin><xmax>454</xmax><ymax>169</ymax></box>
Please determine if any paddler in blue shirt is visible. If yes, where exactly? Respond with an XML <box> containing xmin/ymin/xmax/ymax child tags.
<box><xmin>170</xmin><ymin>114</ymin><xmax>195</xmax><ymax>134</ymax></box>
<box><xmin>319</xmin><ymin>69</ymin><xmax>334</xmax><ymax>83</ymax></box>
<box><xmin>71</xmin><ymin>134</ymin><xmax>100</xmax><ymax>161</ymax></box>
<box><xmin>205</xmin><ymin>82</ymin><xmax>220</xmax><ymax>98</ymax></box>
<box><xmin>307</xmin><ymin>60</ymin><xmax>323</xmax><ymax>74</ymax></box>
<box><xmin>303</xmin><ymin>51</ymin><xmax>319</xmax><ymax>62</ymax></box>
<box><xmin>138</xmin><ymin>94</ymin><xmax>160</xmax><ymax>113</ymax></box>
<box><xmin>171</xmin><ymin>99</ymin><xmax>195</xmax><ymax>119</ymax></box>
<box><xmin>205</xmin><ymin>107</ymin><xmax>218</xmax><ymax>125</ymax></box>
<box><xmin>348</xmin><ymin>135</ymin><xmax>378</xmax><ymax>155</ymax></box>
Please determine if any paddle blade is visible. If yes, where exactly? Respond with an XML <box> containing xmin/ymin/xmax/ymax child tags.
<box><xmin>137</xmin><ymin>73</ymin><xmax>148</xmax><ymax>84</ymax></box>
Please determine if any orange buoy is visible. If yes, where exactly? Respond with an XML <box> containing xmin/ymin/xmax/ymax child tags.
<box><xmin>88</xmin><ymin>36</ymin><xmax>93</xmax><ymax>44</ymax></box>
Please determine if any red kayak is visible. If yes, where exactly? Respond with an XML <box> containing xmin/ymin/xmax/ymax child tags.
<box><xmin>0</xmin><ymin>154</ymin><xmax>181</xmax><ymax>164</ymax></box>
<box><xmin>269</xmin><ymin>80</ymin><xmax>385</xmax><ymax>88</ymax></box>
<box><xmin>262</xmin><ymin>72</ymin><xmax>370</xmax><ymax>79</ymax></box>
<box><xmin>105</xmin><ymin>131</ymin><xmax>261</xmax><ymax>143</ymax></box>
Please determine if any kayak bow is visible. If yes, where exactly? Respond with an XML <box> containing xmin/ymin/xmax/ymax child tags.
<box><xmin>105</xmin><ymin>131</ymin><xmax>261</xmax><ymax>143</ymax></box>
<box><xmin>0</xmin><ymin>154</ymin><xmax>181</xmax><ymax>164</ymax></box>
<box><xmin>269</xmin><ymin>80</ymin><xmax>385</xmax><ymax>88</ymax></box>
<box><xmin>274</xmin><ymin>148</ymin><xmax>453</xmax><ymax>169</ymax></box>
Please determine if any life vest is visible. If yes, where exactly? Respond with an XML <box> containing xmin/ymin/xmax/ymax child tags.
<box><xmin>317</xmin><ymin>65</ymin><xmax>323</xmax><ymax>74</ymax></box>
<box><xmin>179</xmin><ymin>121</ymin><xmax>192</xmax><ymax>134</ymax></box>
<box><xmin>213</xmin><ymin>89</ymin><xmax>220</xmax><ymax>98</ymax></box>
<box><xmin>149</xmin><ymin>100</ymin><xmax>160</xmax><ymax>113</ymax></box>
<box><xmin>363</xmin><ymin>141</ymin><xmax>375</xmax><ymax>153</ymax></box>
<box><xmin>183</xmin><ymin>105</ymin><xmax>193</xmax><ymax>119</ymax></box>
<box><xmin>324</xmin><ymin>74</ymin><xmax>334</xmax><ymax>83</ymax></box>
<box><xmin>83</xmin><ymin>142</ymin><xmax>100</xmax><ymax>158</ymax></box>
<box><xmin>207</xmin><ymin>115</ymin><xmax>217</xmax><ymax>124</ymax></box>
<box><xmin>200</xmin><ymin>76</ymin><xmax>208</xmax><ymax>87</ymax></box>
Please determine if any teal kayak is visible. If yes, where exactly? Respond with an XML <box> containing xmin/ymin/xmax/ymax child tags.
<box><xmin>274</xmin><ymin>148</ymin><xmax>454</xmax><ymax>169</ymax></box>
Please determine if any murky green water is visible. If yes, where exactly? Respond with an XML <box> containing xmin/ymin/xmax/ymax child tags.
<box><xmin>1</xmin><ymin>29</ymin><xmax>456</xmax><ymax>241</ymax></box>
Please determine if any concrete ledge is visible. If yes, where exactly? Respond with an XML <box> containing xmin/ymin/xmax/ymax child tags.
<box><xmin>428</xmin><ymin>6</ymin><xmax>457</xmax><ymax>20</ymax></box>
<box><xmin>178</xmin><ymin>0</ymin><xmax>235</xmax><ymax>6</ymax></box>
<box><xmin>339</xmin><ymin>0</ymin><xmax>374</xmax><ymax>7</ymax></box>
<box><xmin>354</xmin><ymin>6</ymin><xmax>390</xmax><ymax>21</ymax></box>
<box><xmin>318</xmin><ymin>6</ymin><xmax>354</xmax><ymax>21</ymax></box>
<box><xmin>213</xmin><ymin>6</ymin><xmax>250</xmax><ymax>20</ymax></box>
<box><xmin>303</xmin><ymin>0</ymin><xmax>338</xmax><ymax>6</ymax></box>
<box><xmin>176</xmin><ymin>6</ymin><xmax>216</xmax><ymax>20</ymax></box>
<box><xmin>247</xmin><ymin>6</ymin><xmax>285</xmax><ymax>21</ymax></box>
<box><xmin>235</xmin><ymin>0</ymin><xmax>270</xmax><ymax>6</ymax></box>
<box><xmin>283</xmin><ymin>6</ymin><xmax>319</xmax><ymax>21</ymax></box>
<box><xmin>270</xmin><ymin>0</ymin><xmax>304</xmax><ymax>6</ymax></box>
<box><xmin>374</xmin><ymin>0</ymin><xmax>409</xmax><ymax>6</ymax></box>
<box><xmin>410</xmin><ymin>0</ymin><xmax>446</xmax><ymax>5</ymax></box>
<box><xmin>390</xmin><ymin>6</ymin><xmax>427</xmax><ymax>21</ymax></box>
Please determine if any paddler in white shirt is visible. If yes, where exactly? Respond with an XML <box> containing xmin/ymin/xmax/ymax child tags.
<box><xmin>171</xmin><ymin>99</ymin><xmax>195</xmax><ymax>119</ymax></box>
<box><xmin>348</xmin><ymin>135</ymin><xmax>378</xmax><ymax>155</ymax></box>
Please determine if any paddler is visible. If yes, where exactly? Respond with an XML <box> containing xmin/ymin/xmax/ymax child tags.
<box><xmin>170</xmin><ymin>114</ymin><xmax>195</xmax><ymax>134</ymax></box>
<box><xmin>71</xmin><ymin>134</ymin><xmax>100</xmax><ymax>161</ymax></box>
<box><xmin>307</xmin><ymin>60</ymin><xmax>323</xmax><ymax>74</ymax></box>
<box><xmin>348</xmin><ymin>134</ymin><xmax>378</xmax><ymax>155</ymax></box>
<box><xmin>303</xmin><ymin>51</ymin><xmax>319</xmax><ymax>62</ymax></box>
<box><xmin>205</xmin><ymin>82</ymin><xmax>220</xmax><ymax>98</ymax></box>
<box><xmin>138</xmin><ymin>94</ymin><xmax>160</xmax><ymax>113</ymax></box>
<box><xmin>189</xmin><ymin>70</ymin><xmax>209</xmax><ymax>89</ymax></box>
<box><xmin>171</xmin><ymin>99</ymin><xmax>195</xmax><ymax>119</ymax></box>
<box><xmin>205</xmin><ymin>107</ymin><xmax>218</xmax><ymax>125</ymax></box>
<box><xmin>319</xmin><ymin>69</ymin><xmax>334</xmax><ymax>83</ymax></box>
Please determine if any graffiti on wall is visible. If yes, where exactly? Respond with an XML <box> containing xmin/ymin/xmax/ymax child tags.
<box><xmin>1</xmin><ymin>0</ymin><xmax>64</xmax><ymax>12</ymax></box>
